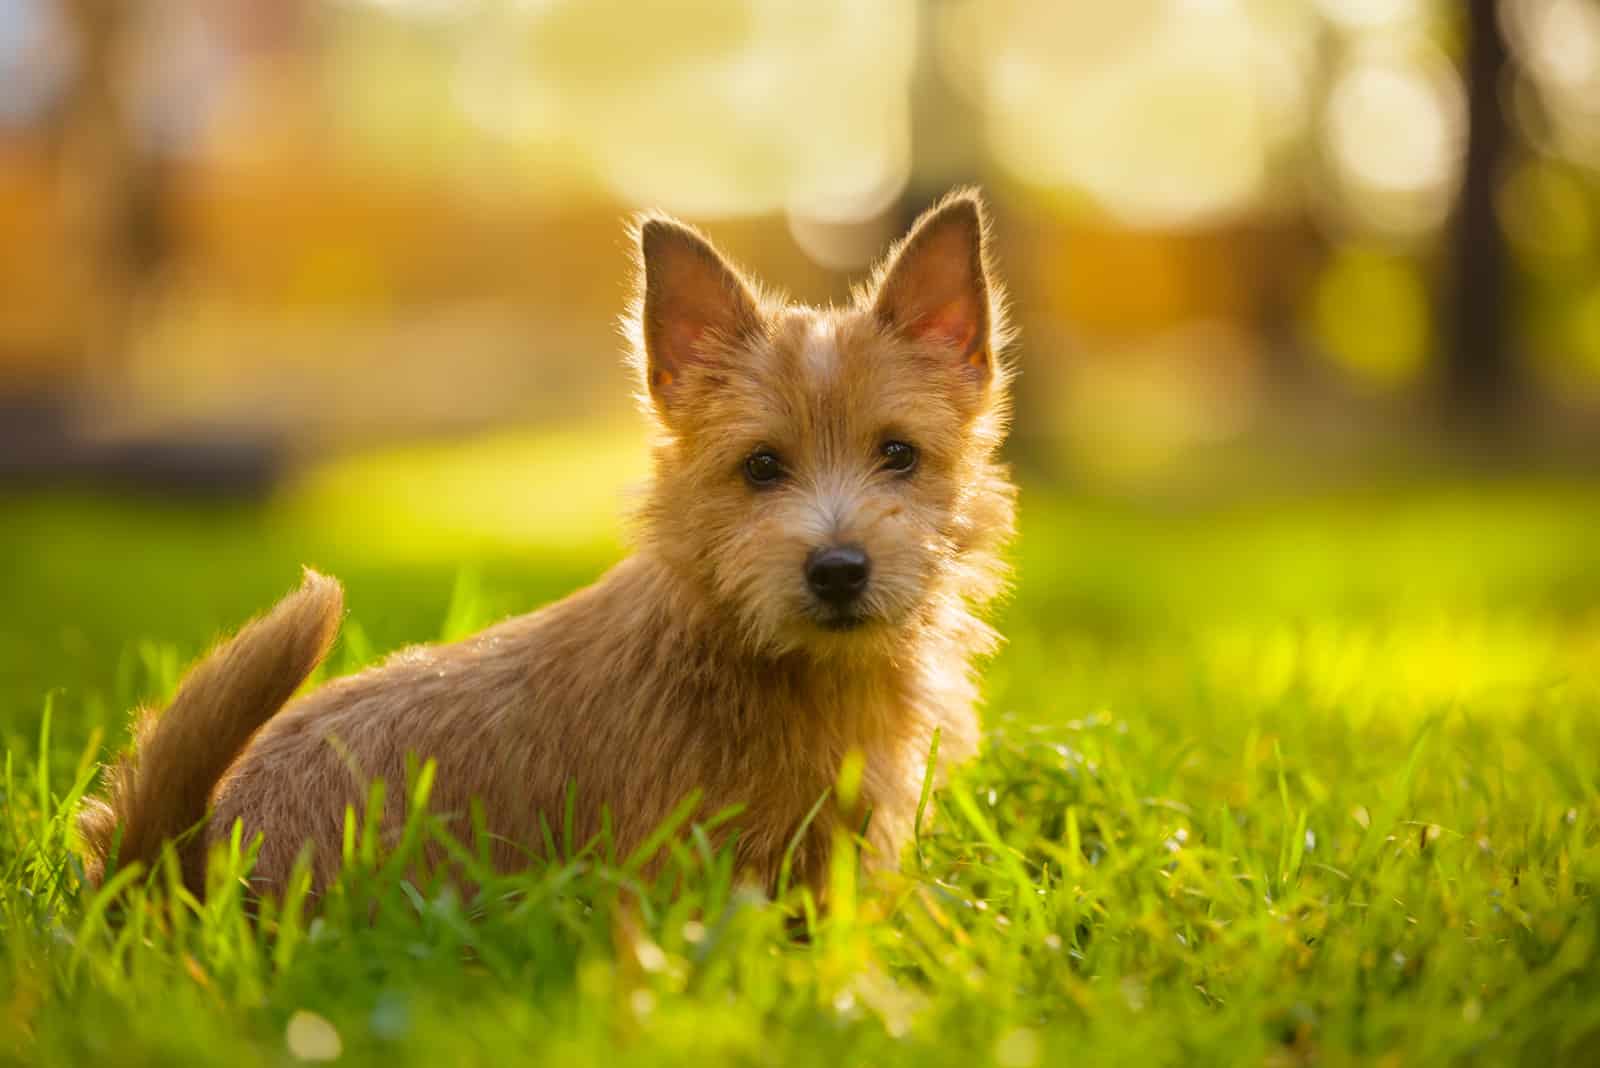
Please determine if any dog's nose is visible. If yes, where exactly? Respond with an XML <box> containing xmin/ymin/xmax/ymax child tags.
<box><xmin>806</xmin><ymin>545</ymin><xmax>871</xmax><ymax>606</ymax></box>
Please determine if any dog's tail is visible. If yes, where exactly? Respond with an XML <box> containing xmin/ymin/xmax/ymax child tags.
<box><xmin>78</xmin><ymin>569</ymin><xmax>343</xmax><ymax>888</ymax></box>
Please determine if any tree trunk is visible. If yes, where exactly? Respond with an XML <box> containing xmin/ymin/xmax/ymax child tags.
<box><xmin>1449</xmin><ymin>0</ymin><xmax>1513</xmax><ymax>427</ymax></box>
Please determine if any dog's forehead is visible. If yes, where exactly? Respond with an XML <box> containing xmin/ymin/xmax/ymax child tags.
<box><xmin>764</xmin><ymin>308</ymin><xmax>848</xmax><ymax>388</ymax></box>
<box><xmin>742</xmin><ymin>308</ymin><xmax>934</xmax><ymax>441</ymax></box>
<box><xmin>714</xmin><ymin>306</ymin><xmax>943</xmax><ymax>455</ymax></box>
<box><xmin>765</xmin><ymin>308</ymin><xmax>894</xmax><ymax>406</ymax></box>
<box><xmin>800</xmin><ymin>315</ymin><xmax>840</xmax><ymax>384</ymax></box>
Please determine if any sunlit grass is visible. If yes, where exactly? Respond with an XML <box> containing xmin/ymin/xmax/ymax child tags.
<box><xmin>290</xmin><ymin>422</ymin><xmax>650</xmax><ymax>560</ymax></box>
<box><xmin>1</xmin><ymin>428</ymin><xmax>1598</xmax><ymax>1065</ymax></box>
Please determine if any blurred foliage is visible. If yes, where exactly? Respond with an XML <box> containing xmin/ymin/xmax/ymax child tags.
<box><xmin>1307</xmin><ymin>246</ymin><xmax>1431</xmax><ymax>386</ymax></box>
<box><xmin>3</xmin><ymin>0</ymin><xmax>1600</xmax><ymax>469</ymax></box>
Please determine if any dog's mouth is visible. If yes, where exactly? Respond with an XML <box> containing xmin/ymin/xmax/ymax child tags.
<box><xmin>802</xmin><ymin>592</ymin><xmax>896</xmax><ymax>635</ymax></box>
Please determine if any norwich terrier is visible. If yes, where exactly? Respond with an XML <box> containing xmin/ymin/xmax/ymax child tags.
<box><xmin>79</xmin><ymin>190</ymin><xmax>1017</xmax><ymax>898</ymax></box>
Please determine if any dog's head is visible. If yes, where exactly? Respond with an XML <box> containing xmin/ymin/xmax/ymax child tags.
<box><xmin>627</xmin><ymin>191</ymin><xmax>1016</xmax><ymax>657</ymax></box>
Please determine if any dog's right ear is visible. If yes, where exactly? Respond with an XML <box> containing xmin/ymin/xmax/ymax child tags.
<box><xmin>636</xmin><ymin>217</ymin><xmax>761</xmax><ymax>413</ymax></box>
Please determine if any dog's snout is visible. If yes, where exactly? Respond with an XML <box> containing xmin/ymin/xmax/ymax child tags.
<box><xmin>805</xmin><ymin>545</ymin><xmax>870</xmax><ymax>606</ymax></box>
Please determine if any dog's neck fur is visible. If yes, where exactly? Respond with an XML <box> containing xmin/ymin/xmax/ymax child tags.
<box><xmin>504</xmin><ymin>546</ymin><xmax>978</xmax><ymax>882</ymax></box>
<box><xmin>558</xmin><ymin>547</ymin><xmax>921</xmax><ymax>741</ymax></box>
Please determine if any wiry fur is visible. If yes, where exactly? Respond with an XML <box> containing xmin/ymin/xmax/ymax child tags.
<box><xmin>77</xmin><ymin>570</ymin><xmax>343</xmax><ymax>888</ymax></box>
<box><xmin>79</xmin><ymin>190</ymin><xmax>1017</xmax><ymax>898</ymax></box>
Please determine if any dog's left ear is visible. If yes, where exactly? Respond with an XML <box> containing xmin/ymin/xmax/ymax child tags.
<box><xmin>872</xmin><ymin>192</ymin><xmax>994</xmax><ymax>389</ymax></box>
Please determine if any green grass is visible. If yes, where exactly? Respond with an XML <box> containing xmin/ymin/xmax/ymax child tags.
<box><xmin>3</xmin><ymin>429</ymin><xmax>1599</xmax><ymax>1066</ymax></box>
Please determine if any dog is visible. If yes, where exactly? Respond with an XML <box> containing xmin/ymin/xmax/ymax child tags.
<box><xmin>79</xmin><ymin>190</ymin><xmax>1017</xmax><ymax>899</ymax></box>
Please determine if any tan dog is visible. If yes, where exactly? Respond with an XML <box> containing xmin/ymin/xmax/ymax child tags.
<box><xmin>79</xmin><ymin>190</ymin><xmax>1017</xmax><ymax>898</ymax></box>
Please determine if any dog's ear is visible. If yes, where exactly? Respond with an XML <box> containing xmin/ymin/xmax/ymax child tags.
<box><xmin>872</xmin><ymin>191</ymin><xmax>994</xmax><ymax>389</ymax></box>
<box><xmin>637</xmin><ymin>217</ymin><xmax>761</xmax><ymax>411</ymax></box>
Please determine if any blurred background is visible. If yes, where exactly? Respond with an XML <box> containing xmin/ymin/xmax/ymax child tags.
<box><xmin>3</xmin><ymin>0</ymin><xmax>1599</xmax><ymax>498</ymax></box>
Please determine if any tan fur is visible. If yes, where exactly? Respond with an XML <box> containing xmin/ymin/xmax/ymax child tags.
<box><xmin>80</xmin><ymin>189</ymin><xmax>1017</xmax><ymax>898</ymax></box>
<box><xmin>77</xmin><ymin>569</ymin><xmax>343</xmax><ymax>887</ymax></box>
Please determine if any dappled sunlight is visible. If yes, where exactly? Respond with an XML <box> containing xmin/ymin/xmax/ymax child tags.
<box><xmin>1505</xmin><ymin>0</ymin><xmax>1600</xmax><ymax>167</ymax></box>
<box><xmin>1314</xmin><ymin>0</ymin><xmax>1427</xmax><ymax>32</ymax></box>
<box><xmin>320</xmin><ymin>0</ymin><xmax>920</xmax><ymax>220</ymax></box>
<box><xmin>1321</xmin><ymin>40</ymin><xmax>1465</xmax><ymax>236</ymax></box>
<box><xmin>963</xmin><ymin>1</ymin><xmax>1288</xmax><ymax>229</ymax></box>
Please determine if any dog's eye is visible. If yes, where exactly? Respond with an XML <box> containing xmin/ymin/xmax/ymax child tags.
<box><xmin>743</xmin><ymin>449</ymin><xmax>785</xmax><ymax>486</ymax></box>
<box><xmin>881</xmin><ymin>440</ymin><xmax>919</xmax><ymax>474</ymax></box>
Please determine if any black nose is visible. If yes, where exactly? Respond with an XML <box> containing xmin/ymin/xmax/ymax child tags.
<box><xmin>806</xmin><ymin>545</ymin><xmax>870</xmax><ymax>606</ymax></box>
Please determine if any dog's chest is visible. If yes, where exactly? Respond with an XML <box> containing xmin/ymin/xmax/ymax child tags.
<box><xmin>711</xmin><ymin>668</ymin><xmax>930</xmax><ymax>856</ymax></box>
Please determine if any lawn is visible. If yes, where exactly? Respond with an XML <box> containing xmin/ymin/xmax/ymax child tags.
<box><xmin>2</xmin><ymin>428</ymin><xmax>1599</xmax><ymax>1066</ymax></box>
